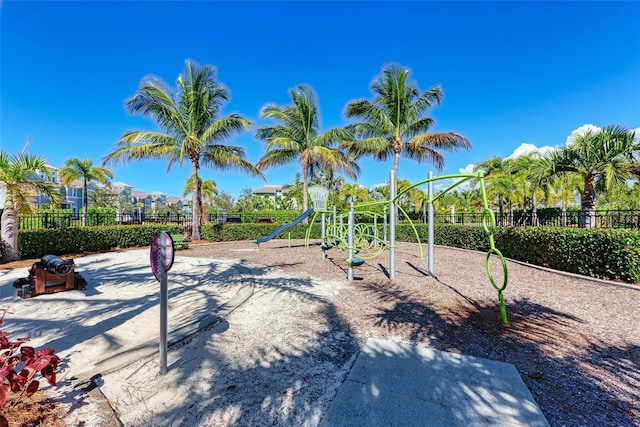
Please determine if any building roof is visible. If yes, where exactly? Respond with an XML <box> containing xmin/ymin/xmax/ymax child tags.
<box><xmin>111</xmin><ymin>181</ymin><xmax>133</xmax><ymax>189</ymax></box>
<box><xmin>253</xmin><ymin>185</ymin><xmax>285</xmax><ymax>195</ymax></box>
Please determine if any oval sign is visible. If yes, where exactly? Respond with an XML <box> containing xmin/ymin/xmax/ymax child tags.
<box><xmin>150</xmin><ymin>231</ymin><xmax>175</xmax><ymax>282</ymax></box>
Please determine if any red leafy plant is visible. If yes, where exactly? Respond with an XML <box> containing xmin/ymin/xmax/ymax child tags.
<box><xmin>0</xmin><ymin>308</ymin><xmax>59</xmax><ymax>408</ymax></box>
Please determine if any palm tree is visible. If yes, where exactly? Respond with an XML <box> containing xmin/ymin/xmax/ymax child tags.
<box><xmin>536</xmin><ymin>125</ymin><xmax>638</xmax><ymax>227</ymax></box>
<box><xmin>283</xmin><ymin>174</ymin><xmax>304</xmax><ymax>210</ymax></box>
<box><xmin>338</xmin><ymin>183</ymin><xmax>368</xmax><ymax>205</ymax></box>
<box><xmin>0</xmin><ymin>150</ymin><xmax>62</xmax><ymax>261</ymax></box>
<box><xmin>256</xmin><ymin>85</ymin><xmax>360</xmax><ymax>213</ymax></box>
<box><xmin>410</xmin><ymin>189</ymin><xmax>428</xmax><ymax>223</ymax></box>
<box><xmin>103</xmin><ymin>60</ymin><xmax>261</xmax><ymax>240</ymax></box>
<box><xmin>506</xmin><ymin>154</ymin><xmax>547</xmax><ymax>225</ymax></box>
<box><xmin>59</xmin><ymin>158</ymin><xmax>113</xmax><ymax>226</ymax></box>
<box><xmin>183</xmin><ymin>176</ymin><xmax>218</xmax><ymax>224</ymax></box>
<box><xmin>343</xmin><ymin>64</ymin><xmax>471</xmax><ymax>177</ymax></box>
<box><xmin>474</xmin><ymin>157</ymin><xmax>513</xmax><ymax>224</ymax></box>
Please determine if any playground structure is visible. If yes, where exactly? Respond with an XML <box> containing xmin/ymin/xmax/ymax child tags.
<box><xmin>256</xmin><ymin>171</ymin><xmax>509</xmax><ymax>323</ymax></box>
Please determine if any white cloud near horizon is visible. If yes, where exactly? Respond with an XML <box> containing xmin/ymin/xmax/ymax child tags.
<box><xmin>368</xmin><ymin>124</ymin><xmax>639</xmax><ymax>194</ymax></box>
<box><xmin>564</xmin><ymin>124</ymin><xmax>602</xmax><ymax>146</ymax></box>
<box><xmin>505</xmin><ymin>143</ymin><xmax>556</xmax><ymax>160</ymax></box>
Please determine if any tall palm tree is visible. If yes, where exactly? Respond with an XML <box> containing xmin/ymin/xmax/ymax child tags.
<box><xmin>59</xmin><ymin>158</ymin><xmax>113</xmax><ymax>226</ymax></box>
<box><xmin>505</xmin><ymin>154</ymin><xmax>547</xmax><ymax>225</ymax></box>
<box><xmin>256</xmin><ymin>85</ymin><xmax>360</xmax><ymax>213</ymax></box>
<box><xmin>536</xmin><ymin>125</ymin><xmax>638</xmax><ymax>227</ymax></box>
<box><xmin>0</xmin><ymin>150</ymin><xmax>61</xmax><ymax>261</ymax></box>
<box><xmin>183</xmin><ymin>176</ymin><xmax>218</xmax><ymax>224</ymax></box>
<box><xmin>343</xmin><ymin>64</ymin><xmax>471</xmax><ymax>177</ymax></box>
<box><xmin>103</xmin><ymin>60</ymin><xmax>261</xmax><ymax>240</ymax></box>
<box><xmin>473</xmin><ymin>157</ymin><xmax>513</xmax><ymax>218</ymax></box>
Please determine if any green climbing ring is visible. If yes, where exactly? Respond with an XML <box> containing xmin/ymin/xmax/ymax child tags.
<box><xmin>481</xmin><ymin>208</ymin><xmax>497</xmax><ymax>234</ymax></box>
<box><xmin>485</xmin><ymin>247</ymin><xmax>508</xmax><ymax>292</ymax></box>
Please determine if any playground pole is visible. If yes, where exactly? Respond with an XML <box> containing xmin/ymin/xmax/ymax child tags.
<box><xmin>428</xmin><ymin>171</ymin><xmax>435</xmax><ymax>277</ymax></box>
<box><xmin>389</xmin><ymin>170</ymin><xmax>396</xmax><ymax>280</ymax></box>
<box><xmin>383</xmin><ymin>206</ymin><xmax>387</xmax><ymax>242</ymax></box>
<box><xmin>348</xmin><ymin>199</ymin><xmax>355</xmax><ymax>281</ymax></box>
<box><xmin>374</xmin><ymin>215</ymin><xmax>378</xmax><ymax>248</ymax></box>
<box><xmin>321</xmin><ymin>212</ymin><xmax>326</xmax><ymax>260</ymax></box>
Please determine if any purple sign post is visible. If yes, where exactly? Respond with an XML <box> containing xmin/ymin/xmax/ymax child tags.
<box><xmin>150</xmin><ymin>231</ymin><xmax>174</xmax><ymax>375</ymax></box>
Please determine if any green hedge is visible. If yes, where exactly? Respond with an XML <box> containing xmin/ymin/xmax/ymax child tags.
<box><xmin>18</xmin><ymin>225</ymin><xmax>183</xmax><ymax>259</ymax></box>
<box><xmin>201</xmin><ymin>223</ymin><xmax>322</xmax><ymax>242</ymax></box>
<box><xmin>14</xmin><ymin>223</ymin><xmax>640</xmax><ymax>283</ymax></box>
<box><xmin>394</xmin><ymin>225</ymin><xmax>640</xmax><ymax>283</ymax></box>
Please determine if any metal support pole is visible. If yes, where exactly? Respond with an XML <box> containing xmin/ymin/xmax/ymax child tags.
<box><xmin>348</xmin><ymin>199</ymin><xmax>355</xmax><ymax>281</ymax></box>
<box><xmin>321</xmin><ymin>212</ymin><xmax>326</xmax><ymax>260</ymax></box>
<box><xmin>159</xmin><ymin>233</ymin><xmax>168</xmax><ymax>375</ymax></box>
<box><xmin>428</xmin><ymin>171</ymin><xmax>435</xmax><ymax>277</ymax></box>
<box><xmin>373</xmin><ymin>215</ymin><xmax>378</xmax><ymax>248</ymax></box>
<box><xmin>389</xmin><ymin>170</ymin><xmax>396</xmax><ymax>280</ymax></box>
<box><xmin>383</xmin><ymin>206</ymin><xmax>387</xmax><ymax>242</ymax></box>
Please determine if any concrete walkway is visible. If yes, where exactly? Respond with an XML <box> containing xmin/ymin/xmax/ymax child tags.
<box><xmin>321</xmin><ymin>338</ymin><xmax>549</xmax><ymax>427</ymax></box>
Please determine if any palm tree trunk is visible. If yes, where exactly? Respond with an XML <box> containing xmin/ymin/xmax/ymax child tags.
<box><xmin>508</xmin><ymin>203</ymin><xmax>514</xmax><ymax>226</ymax></box>
<box><xmin>1</xmin><ymin>207</ymin><xmax>19</xmax><ymax>262</ymax></box>
<box><xmin>82</xmin><ymin>178</ymin><xmax>88</xmax><ymax>227</ymax></box>
<box><xmin>580</xmin><ymin>174</ymin><xmax>596</xmax><ymax>228</ymax></box>
<box><xmin>191</xmin><ymin>164</ymin><xmax>201</xmax><ymax>240</ymax></box>
<box><xmin>302</xmin><ymin>168</ymin><xmax>309</xmax><ymax>223</ymax></box>
<box><xmin>532</xmin><ymin>193</ymin><xmax>538</xmax><ymax>226</ymax></box>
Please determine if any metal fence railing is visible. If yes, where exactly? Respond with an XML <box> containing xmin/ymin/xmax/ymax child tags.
<box><xmin>16</xmin><ymin>209</ymin><xmax>640</xmax><ymax>230</ymax></box>
<box><xmin>403</xmin><ymin>209</ymin><xmax>640</xmax><ymax>229</ymax></box>
<box><xmin>18</xmin><ymin>212</ymin><xmax>194</xmax><ymax>230</ymax></box>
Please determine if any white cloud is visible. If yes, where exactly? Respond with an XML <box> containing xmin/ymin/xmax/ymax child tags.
<box><xmin>505</xmin><ymin>143</ymin><xmax>555</xmax><ymax>160</ymax></box>
<box><xmin>564</xmin><ymin>124</ymin><xmax>602</xmax><ymax>147</ymax></box>
<box><xmin>444</xmin><ymin>164</ymin><xmax>477</xmax><ymax>192</ymax></box>
<box><xmin>458</xmin><ymin>163</ymin><xmax>475</xmax><ymax>174</ymax></box>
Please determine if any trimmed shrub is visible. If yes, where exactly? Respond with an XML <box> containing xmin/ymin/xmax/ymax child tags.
<box><xmin>13</xmin><ymin>222</ymin><xmax>640</xmax><ymax>283</ymax></box>
<box><xmin>419</xmin><ymin>225</ymin><xmax>640</xmax><ymax>283</ymax></box>
<box><xmin>18</xmin><ymin>225</ymin><xmax>183</xmax><ymax>259</ymax></box>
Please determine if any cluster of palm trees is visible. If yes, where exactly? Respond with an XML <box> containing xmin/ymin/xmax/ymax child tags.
<box><xmin>2</xmin><ymin>59</ymin><xmax>637</xmax><ymax>261</ymax></box>
<box><xmin>102</xmin><ymin>60</ymin><xmax>471</xmax><ymax>241</ymax></box>
<box><xmin>471</xmin><ymin>125</ymin><xmax>639</xmax><ymax>226</ymax></box>
<box><xmin>0</xmin><ymin>151</ymin><xmax>112</xmax><ymax>261</ymax></box>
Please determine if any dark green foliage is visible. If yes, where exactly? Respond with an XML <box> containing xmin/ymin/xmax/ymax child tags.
<box><xmin>14</xmin><ymin>223</ymin><xmax>640</xmax><ymax>283</ymax></box>
<box><xmin>240</xmin><ymin>210</ymin><xmax>303</xmax><ymax>224</ymax></box>
<box><xmin>201</xmin><ymin>223</ymin><xmax>321</xmax><ymax>242</ymax></box>
<box><xmin>427</xmin><ymin>225</ymin><xmax>640</xmax><ymax>283</ymax></box>
<box><xmin>18</xmin><ymin>225</ymin><xmax>183</xmax><ymax>259</ymax></box>
<box><xmin>86</xmin><ymin>207</ymin><xmax>117</xmax><ymax>226</ymax></box>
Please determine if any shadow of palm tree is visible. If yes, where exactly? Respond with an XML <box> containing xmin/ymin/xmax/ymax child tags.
<box><xmin>358</xmin><ymin>281</ymin><xmax>637</xmax><ymax>426</ymax></box>
<box><xmin>101</xmin><ymin>269</ymin><xmax>361</xmax><ymax>426</ymax></box>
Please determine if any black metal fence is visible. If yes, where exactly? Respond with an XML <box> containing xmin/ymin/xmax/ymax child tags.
<box><xmin>18</xmin><ymin>212</ymin><xmax>194</xmax><ymax>229</ymax></box>
<box><xmin>403</xmin><ymin>209</ymin><xmax>640</xmax><ymax>229</ymax></box>
<box><xmin>16</xmin><ymin>209</ymin><xmax>640</xmax><ymax>230</ymax></box>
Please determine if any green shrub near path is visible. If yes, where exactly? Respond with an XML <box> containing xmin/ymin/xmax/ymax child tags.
<box><xmin>14</xmin><ymin>223</ymin><xmax>640</xmax><ymax>284</ymax></box>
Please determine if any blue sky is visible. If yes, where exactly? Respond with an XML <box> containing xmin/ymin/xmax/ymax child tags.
<box><xmin>2</xmin><ymin>1</ymin><xmax>639</xmax><ymax>200</ymax></box>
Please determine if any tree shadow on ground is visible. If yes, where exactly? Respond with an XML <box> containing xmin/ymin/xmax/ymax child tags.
<box><xmin>100</xmin><ymin>269</ymin><xmax>361</xmax><ymax>426</ymax></box>
<box><xmin>359</xmin><ymin>280</ymin><xmax>639</xmax><ymax>426</ymax></box>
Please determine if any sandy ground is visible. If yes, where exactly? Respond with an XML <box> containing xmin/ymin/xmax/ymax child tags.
<box><xmin>0</xmin><ymin>240</ymin><xmax>638</xmax><ymax>426</ymax></box>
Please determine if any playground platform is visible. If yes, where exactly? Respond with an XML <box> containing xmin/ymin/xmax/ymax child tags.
<box><xmin>320</xmin><ymin>338</ymin><xmax>549</xmax><ymax>427</ymax></box>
